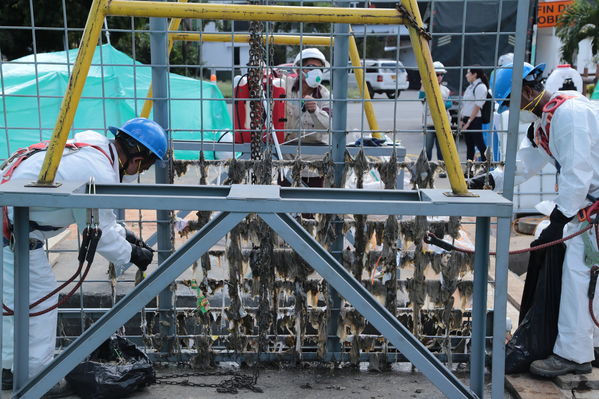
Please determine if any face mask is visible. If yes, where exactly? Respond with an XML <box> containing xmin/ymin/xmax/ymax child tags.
<box><xmin>519</xmin><ymin>110</ymin><xmax>539</xmax><ymax>124</ymax></box>
<box><xmin>304</xmin><ymin>69</ymin><xmax>323</xmax><ymax>88</ymax></box>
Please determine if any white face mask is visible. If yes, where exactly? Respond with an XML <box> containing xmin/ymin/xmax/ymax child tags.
<box><xmin>304</xmin><ymin>69</ymin><xmax>323</xmax><ymax>88</ymax></box>
<box><xmin>519</xmin><ymin>110</ymin><xmax>539</xmax><ymax>124</ymax></box>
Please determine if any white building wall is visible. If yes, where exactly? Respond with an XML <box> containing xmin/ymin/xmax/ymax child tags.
<box><xmin>200</xmin><ymin>22</ymin><xmax>250</xmax><ymax>74</ymax></box>
<box><xmin>535</xmin><ymin>1</ymin><xmax>596</xmax><ymax>75</ymax></box>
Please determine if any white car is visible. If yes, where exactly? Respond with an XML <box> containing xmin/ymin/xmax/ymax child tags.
<box><xmin>322</xmin><ymin>59</ymin><xmax>409</xmax><ymax>98</ymax></box>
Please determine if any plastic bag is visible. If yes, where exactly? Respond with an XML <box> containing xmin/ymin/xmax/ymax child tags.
<box><xmin>66</xmin><ymin>335</ymin><xmax>155</xmax><ymax>399</ymax></box>
<box><xmin>505</xmin><ymin>244</ymin><xmax>566</xmax><ymax>374</ymax></box>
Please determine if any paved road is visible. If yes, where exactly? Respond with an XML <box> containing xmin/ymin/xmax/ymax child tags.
<box><xmin>346</xmin><ymin>89</ymin><xmax>467</xmax><ymax>161</ymax></box>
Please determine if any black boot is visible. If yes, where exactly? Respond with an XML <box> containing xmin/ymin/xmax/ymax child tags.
<box><xmin>530</xmin><ymin>354</ymin><xmax>592</xmax><ymax>378</ymax></box>
<box><xmin>2</xmin><ymin>368</ymin><xmax>13</xmax><ymax>391</ymax></box>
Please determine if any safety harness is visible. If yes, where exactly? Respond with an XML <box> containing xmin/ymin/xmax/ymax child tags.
<box><xmin>0</xmin><ymin>141</ymin><xmax>111</xmax><ymax>317</ymax></box>
<box><xmin>533</xmin><ymin>94</ymin><xmax>575</xmax><ymax>156</ymax></box>
<box><xmin>0</xmin><ymin>140</ymin><xmax>111</xmax><ymax>245</ymax></box>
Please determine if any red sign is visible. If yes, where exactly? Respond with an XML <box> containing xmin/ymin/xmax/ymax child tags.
<box><xmin>537</xmin><ymin>1</ymin><xmax>573</xmax><ymax>28</ymax></box>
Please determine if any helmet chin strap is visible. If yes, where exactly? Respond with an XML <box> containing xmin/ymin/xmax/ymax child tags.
<box><xmin>118</xmin><ymin>157</ymin><xmax>129</xmax><ymax>182</ymax></box>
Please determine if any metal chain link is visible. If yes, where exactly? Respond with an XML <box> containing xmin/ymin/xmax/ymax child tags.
<box><xmin>155</xmin><ymin>370</ymin><xmax>262</xmax><ymax>394</ymax></box>
<box><xmin>397</xmin><ymin>4</ymin><xmax>432</xmax><ymax>41</ymax></box>
<box><xmin>248</xmin><ymin>9</ymin><xmax>266</xmax><ymax>169</ymax></box>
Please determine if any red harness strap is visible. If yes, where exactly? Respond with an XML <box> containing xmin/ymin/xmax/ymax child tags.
<box><xmin>535</xmin><ymin>94</ymin><xmax>575</xmax><ymax>156</ymax></box>
<box><xmin>1</xmin><ymin>141</ymin><xmax>113</xmax><ymax>241</ymax></box>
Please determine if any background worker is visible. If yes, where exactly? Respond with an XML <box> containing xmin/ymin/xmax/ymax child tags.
<box><xmin>460</xmin><ymin>67</ymin><xmax>489</xmax><ymax>172</ymax></box>
<box><xmin>282</xmin><ymin>48</ymin><xmax>332</xmax><ymax>187</ymax></box>
<box><xmin>471</xmin><ymin>62</ymin><xmax>599</xmax><ymax>377</ymax></box>
<box><xmin>1</xmin><ymin>117</ymin><xmax>166</xmax><ymax>395</ymax></box>
<box><xmin>420</xmin><ymin>61</ymin><xmax>451</xmax><ymax>173</ymax></box>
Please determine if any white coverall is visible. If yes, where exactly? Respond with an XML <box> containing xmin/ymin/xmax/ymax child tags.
<box><xmin>2</xmin><ymin>131</ymin><xmax>132</xmax><ymax>376</ymax></box>
<box><xmin>491</xmin><ymin>91</ymin><xmax>599</xmax><ymax>363</ymax></box>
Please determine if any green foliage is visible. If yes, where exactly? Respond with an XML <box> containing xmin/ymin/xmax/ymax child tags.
<box><xmin>555</xmin><ymin>0</ymin><xmax>599</xmax><ymax>65</ymax></box>
<box><xmin>0</xmin><ymin>0</ymin><xmax>93</xmax><ymax>60</ymax></box>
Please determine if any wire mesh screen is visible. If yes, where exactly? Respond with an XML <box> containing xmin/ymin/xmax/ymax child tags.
<box><xmin>0</xmin><ymin>0</ymin><xmax>528</xmax><ymax>367</ymax></box>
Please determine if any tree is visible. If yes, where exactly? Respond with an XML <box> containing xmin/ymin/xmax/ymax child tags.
<box><xmin>555</xmin><ymin>0</ymin><xmax>599</xmax><ymax>65</ymax></box>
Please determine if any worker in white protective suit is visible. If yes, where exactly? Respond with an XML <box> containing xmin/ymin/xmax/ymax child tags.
<box><xmin>469</xmin><ymin>63</ymin><xmax>599</xmax><ymax>377</ymax></box>
<box><xmin>1</xmin><ymin>117</ymin><xmax>167</xmax><ymax>396</ymax></box>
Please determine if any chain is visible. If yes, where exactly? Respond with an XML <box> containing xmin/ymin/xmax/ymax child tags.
<box><xmin>247</xmin><ymin>7</ymin><xmax>266</xmax><ymax>171</ymax></box>
<box><xmin>155</xmin><ymin>370</ymin><xmax>262</xmax><ymax>394</ymax></box>
<box><xmin>397</xmin><ymin>4</ymin><xmax>432</xmax><ymax>41</ymax></box>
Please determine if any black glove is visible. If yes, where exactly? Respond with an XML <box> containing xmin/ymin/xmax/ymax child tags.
<box><xmin>125</xmin><ymin>228</ymin><xmax>144</xmax><ymax>246</ymax></box>
<box><xmin>130</xmin><ymin>243</ymin><xmax>153</xmax><ymax>272</ymax></box>
<box><xmin>125</xmin><ymin>228</ymin><xmax>153</xmax><ymax>251</ymax></box>
<box><xmin>467</xmin><ymin>173</ymin><xmax>495</xmax><ymax>190</ymax></box>
<box><xmin>530</xmin><ymin>206</ymin><xmax>573</xmax><ymax>247</ymax></box>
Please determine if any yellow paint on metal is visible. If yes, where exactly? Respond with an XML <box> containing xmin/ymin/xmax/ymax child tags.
<box><xmin>402</xmin><ymin>0</ymin><xmax>469</xmax><ymax>195</ymax></box>
<box><xmin>107</xmin><ymin>1</ymin><xmax>407</xmax><ymax>25</ymax></box>
<box><xmin>141</xmin><ymin>0</ymin><xmax>188</xmax><ymax>118</ymax></box>
<box><xmin>348</xmin><ymin>29</ymin><xmax>383</xmax><ymax>140</ymax></box>
<box><xmin>170</xmin><ymin>33</ymin><xmax>333</xmax><ymax>46</ymax></box>
<box><xmin>36</xmin><ymin>0</ymin><xmax>110</xmax><ymax>186</ymax></box>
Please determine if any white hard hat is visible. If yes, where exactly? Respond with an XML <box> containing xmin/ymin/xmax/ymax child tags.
<box><xmin>433</xmin><ymin>61</ymin><xmax>447</xmax><ymax>74</ymax></box>
<box><xmin>294</xmin><ymin>48</ymin><xmax>330</xmax><ymax>67</ymax></box>
<box><xmin>497</xmin><ymin>53</ymin><xmax>514</xmax><ymax>66</ymax></box>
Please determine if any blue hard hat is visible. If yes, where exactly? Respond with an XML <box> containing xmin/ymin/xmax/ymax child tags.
<box><xmin>108</xmin><ymin>118</ymin><xmax>167</xmax><ymax>160</ymax></box>
<box><xmin>489</xmin><ymin>62</ymin><xmax>546</xmax><ymax>113</ymax></box>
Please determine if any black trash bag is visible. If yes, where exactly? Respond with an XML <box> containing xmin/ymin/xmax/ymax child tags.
<box><xmin>66</xmin><ymin>335</ymin><xmax>155</xmax><ymax>399</ymax></box>
<box><xmin>505</xmin><ymin>244</ymin><xmax>566</xmax><ymax>374</ymax></box>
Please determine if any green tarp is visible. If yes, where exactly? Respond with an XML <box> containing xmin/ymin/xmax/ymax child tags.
<box><xmin>0</xmin><ymin>44</ymin><xmax>231</xmax><ymax>160</ymax></box>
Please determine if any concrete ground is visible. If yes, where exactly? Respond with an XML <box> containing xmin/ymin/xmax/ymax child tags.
<box><xmin>0</xmin><ymin>367</ymin><xmax>510</xmax><ymax>399</ymax></box>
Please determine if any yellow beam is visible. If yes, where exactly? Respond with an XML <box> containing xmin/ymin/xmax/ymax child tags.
<box><xmin>107</xmin><ymin>1</ymin><xmax>407</xmax><ymax>25</ymax></box>
<box><xmin>348</xmin><ymin>29</ymin><xmax>382</xmax><ymax>140</ymax></box>
<box><xmin>402</xmin><ymin>0</ymin><xmax>469</xmax><ymax>195</ymax></box>
<box><xmin>141</xmin><ymin>0</ymin><xmax>188</xmax><ymax>118</ymax></box>
<box><xmin>170</xmin><ymin>33</ymin><xmax>333</xmax><ymax>46</ymax></box>
<box><xmin>36</xmin><ymin>0</ymin><xmax>109</xmax><ymax>186</ymax></box>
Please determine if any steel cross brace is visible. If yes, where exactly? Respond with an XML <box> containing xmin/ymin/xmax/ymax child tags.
<box><xmin>14</xmin><ymin>211</ymin><xmax>247</xmax><ymax>399</ymax></box>
<box><xmin>259</xmin><ymin>212</ymin><xmax>477</xmax><ymax>399</ymax></box>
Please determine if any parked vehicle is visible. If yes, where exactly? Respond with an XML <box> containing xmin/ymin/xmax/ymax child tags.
<box><xmin>323</xmin><ymin>59</ymin><xmax>409</xmax><ymax>98</ymax></box>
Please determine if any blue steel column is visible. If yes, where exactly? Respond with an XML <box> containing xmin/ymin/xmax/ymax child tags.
<box><xmin>149</xmin><ymin>11</ymin><xmax>175</xmax><ymax>353</ymax></box>
<box><xmin>13</xmin><ymin>207</ymin><xmax>29</xmax><ymax>390</ymax></box>
<box><xmin>501</xmin><ymin>0</ymin><xmax>529</xmax><ymax>201</ymax></box>
<box><xmin>470</xmin><ymin>217</ymin><xmax>490</xmax><ymax>397</ymax></box>
<box><xmin>327</xmin><ymin>4</ymin><xmax>349</xmax><ymax>356</ymax></box>
<box><xmin>490</xmin><ymin>0</ymin><xmax>529</xmax><ymax>397</ymax></box>
<box><xmin>491</xmin><ymin>217</ymin><xmax>511</xmax><ymax>399</ymax></box>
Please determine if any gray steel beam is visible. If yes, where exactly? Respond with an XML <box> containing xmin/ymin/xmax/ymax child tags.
<box><xmin>14</xmin><ymin>211</ymin><xmax>247</xmax><ymax>399</ymax></box>
<box><xmin>259</xmin><ymin>212</ymin><xmax>477</xmax><ymax>399</ymax></box>
<box><xmin>470</xmin><ymin>217</ymin><xmax>490</xmax><ymax>397</ymax></box>
<box><xmin>501</xmin><ymin>0</ymin><xmax>530</xmax><ymax>201</ymax></box>
<box><xmin>149</xmin><ymin>7</ymin><xmax>175</xmax><ymax>356</ymax></box>
<box><xmin>0</xmin><ymin>182</ymin><xmax>513</xmax><ymax>218</ymax></box>
<box><xmin>13</xmin><ymin>207</ymin><xmax>29</xmax><ymax>390</ymax></box>
<box><xmin>328</xmin><ymin>7</ymin><xmax>350</xmax><ymax>358</ymax></box>
<box><xmin>173</xmin><ymin>141</ymin><xmax>407</xmax><ymax>158</ymax></box>
<box><xmin>491</xmin><ymin>217</ymin><xmax>511</xmax><ymax>399</ymax></box>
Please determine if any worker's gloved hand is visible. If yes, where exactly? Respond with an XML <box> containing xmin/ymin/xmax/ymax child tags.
<box><xmin>125</xmin><ymin>229</ymin><xmax>152</xmax><ymax>251</ymax></box>
<box><xmin>125</xmin><ymin>229</ymin><xmax>143</xmax><ymax>246</ymax></box>
<box><xmin>530</xmin><ymin>206</ymin><xmax>573</xmax><ymax>247</ymax></box>
<box><xmin>467</xmin><ymin>173</ymin><xmax>495</xmax><ymax>190</ymax></box>
<box><xmin>130</xmin><ymin>243</ymin><xmax>153</xmax><ymax>272</ymax></box>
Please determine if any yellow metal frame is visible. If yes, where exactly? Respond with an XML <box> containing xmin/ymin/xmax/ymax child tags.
<box><xmin>36</xmin><ymin>0</ymin><xmax>469</xmax><ymax>195</ymax></box>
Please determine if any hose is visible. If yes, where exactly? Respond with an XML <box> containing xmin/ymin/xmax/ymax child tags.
<box><xmin>3</xmin><ymin>226</ymin><xmax>101</xmax><ymax>317</ymax></box>
<box><xmin>424</xmin><ymin>223</ymin><xmax>593</xmax><ymax>256</ymax></box>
